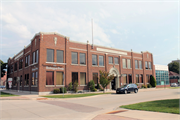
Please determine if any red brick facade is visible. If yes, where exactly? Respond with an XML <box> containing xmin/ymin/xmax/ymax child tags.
<box><xmin>7</xmin><ymin>32</ymin><xmax>155</xmax><ymax>94</ymax></box>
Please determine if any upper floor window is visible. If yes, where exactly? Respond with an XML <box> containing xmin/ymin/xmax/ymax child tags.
<box><xmin>33</xmin><ymin>51</ymin><xmax>36</xmax><ymax>63</ymax></box>
<box><xmin>19</xmin><ymin>59</ymin><xmax>23</xmax><ymax>69</ymax></box>
<box><xmin>114</xmin><ymin>57</ymin><xmax>118</xmax><ymax>64</ymax></box>
<box><xmin>14</xmin><ymin>62</ymin><xmax>17</xmax><ymax>71</ymax></box>
<box><xmin>145</xmin><ymin>61</ymin><xmax>148</xmax><ymax>69</ymax></box>
<box><xmin>127</xmin><ymin>59</ymin><xmax>131</xmax><ymax>68</ymax></box>
<box><xmin>139</xmin><ymin>61</ymin><xmax>142</xmax><ymax>69</ymax></box>
<box><xmin>99</xmin><ymin>55</ymin><xmax>104</xmax><ymax>66</ymax></box>
<box><xmin>25</xmin><ymin>55</ymin><xmax>30</xmax><ymax>67</ymax></box>
<box><xmin>135</xmin><ymin>60</ymin><xmax>138</xmax><ymax>69</ymax></box>
<box><xmin>109</xmin><ymin>57</ymin><xmax>113</xmax><ymax>64</ymax></box>
<box><xmin>149</xmin><ymin>62</ymin><xmax>152</xmax><ymax>69</ymax></box>
<box><xmin>71</xmin><ymin>52</ymin><xmax>78</xmax><ymax>64</ymax></box>
<box><xmin>122</xmin><ymin>59</ymin><xmax>126</xmax><ymax>68</ymax></box>
<box><xmin>36</xmin><ymin>50</ymin><xmax>38</xmax><ymax>63</ymax></box>
<box><xmin>47</xmin><ymin>49</ymin><xmax>54</xmax><ymax>62</ymax></box>
<box><xmin>57</xmin><ymin>50</ymin><xmax>64</xmax><ymax>63</ymax></box>
<box><xmin>92</xmin><ymin>54</ymin><xmax>97</xmax><ymax>65</ymax></box>
<box><xmin>80</xmin><ymin>53</ymin><xmax>86</xmax><ymax>65</ymax></box>
<box><xmin>11</xmin><ymin>65</ymin><xmax>13</xmax><ymax>73</ymax></box>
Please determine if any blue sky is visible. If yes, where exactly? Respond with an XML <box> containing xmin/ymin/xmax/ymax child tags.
<box><xmin>0</xmin><ymin>0</ymin><xmax>179</xmax><ymax>65</ymax></box>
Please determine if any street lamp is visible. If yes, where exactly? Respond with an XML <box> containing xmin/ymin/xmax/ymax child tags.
<box><xmin>63</xmin><ymin>74</ymin><xmax>64</xmax><ymax>97</ymax></box>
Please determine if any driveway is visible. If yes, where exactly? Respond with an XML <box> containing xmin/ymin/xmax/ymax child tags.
<box><xmin>0</xmin><ymin>89</ymin><xmax>179</xmax><ymax>120</ymax></box>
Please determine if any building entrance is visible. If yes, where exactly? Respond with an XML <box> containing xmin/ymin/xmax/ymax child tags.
<box><xmin>111</xmin><ymin>77</ymin><xmax>116</xmax><ymax>90</ymax></box>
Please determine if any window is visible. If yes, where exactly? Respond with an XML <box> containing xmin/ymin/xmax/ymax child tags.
<box><xmin>135</xmin><ymin>60</ymin><xmax>138</xmax><ymax>69</ymax></box>
<box><xmin>72</xmin><ymin>72</ymin><xmax>78</xmax><ymax>85</ymax></box>
<box><xmin>146</xmin><ymin>75</ymin><xmax>150</xmax><ymax>83</ymax></box>
<box><xmin>145</xmin><ymin>62</ymin><xmax>148</xmax><ymax>69</ymax></box>
<box><xmin>80</xmin><ymin>53</ymin><xmax>86</xmax><ymax>65</ymax></box>
<box><xmin>149</xmin><ymin>62</ymin><xmax>151</xmax><ymax>69</ymax></box>
<box><xmin>56</xmin><ymin>72</ymin><xmax>63</xmax><ymax>85</ymax></box>
<box><xmin>33</xmin><ymin>51</ymin><xmax>35</xmax><ymax>63</ymax></box>
<box><xmin>80</xmin><ymin>73</ymin><xmax>86</xmax><ymax>85</ymax></box>
<box><xmin>35</xmin><ymin>72</ymin><xmax>38</xmax><ymax>86</ymax></box>
<box><xmin>139</xmin><ymin>61</ymin><xmax>142</xmax><ymax>69</ymax></box>
<box><xmin>99</xmin><ymin>56</ymin><xmax>104</xmax><ymax>66</ymax></box>
<box><xmin>93</xmin><ymin>73</ymin><xmax>98</xmax><ymax>84</ymax></box>
<box><xmin>123</xmin><ymin>74</ymin><xmax>127</xmax><ymax>84</ymax></box>
<box><xmin>47</xmin><ymin>49</ymin><xmax>54</xmax><ymax>62</ymax></box>
<box><xmin>140</xmin><ymin>74</ymin><xmax>143</xmax><ymax>83</ymax></box>
<box><xmin>36</xmin><ymin>50</ymin><xmax>38</xmax><ymax>63</ymax></box>
<box><xmin>13</xmin><ymin>77</ymin><xmax>17</xmax><ymax>86</ymax></box>
<box><xmin>122</xmin><ymin>59</ymin><xmax>126</xmax><ymax>68</ymax></box>
<box><xmin>127</xmin><ymin>59</ymin><xmax>131</xmax><ymax>68</ymax></box>
<box><xmin>92</xmin><ymin>55</ymin><xmax>97</xmax><ymax>65</ymax></box>
<box><xmin>46</xmin><ymin>71</ymin><xmax>54</xmax><ymax>85</ymax></box>
<box><xmin>32</xmin><ymin>72</ymin><xmax>35</xmax><ymax>85</ymax></box>
<box><xmin>128</xmin><ymin>74</ymin><xmax>132</xmax><ymax>83</ymax></box>
<box><xmin>114</xmin><ymin>57</ymin><xmax>118</xmax><ymax>64</ymax></box>
<box><xmin>136</xmin><ymin>74</ymin><xmax>139</xmax><ymax>83</ymax></box>
<box><xmin>109</xmin><ymin>57</ymin><xmax>113</xmax><ymax>64</ymax></box>
<box><xmin>25</xmin><ymin>74</ymin><xmax>29</xmax><ymax>86</ymax></box>
<box><xmin>57</xmin><ymin>50</ymin><xmax>64</xmax><ymax>63</ymax></box>
<box><xmin>25</xmin><ymin>56</ymin><xmax>28</xmax><ymax>67</ymax></box>
<box><xmin>14</xmin><ymin>62</ymin><xmax>17</xmax><ymax>71</ymax></box>
<box><xmin>71</xmin><ymin>52</ymin><xmax>78</xmax><ymax>64</ymax></box>
<box><xmin>28</xmin><ymin>55</ymin><xmax>30</xmax><ymax>65</ymax></box>
<box><xmin>19</xmin><ymin>59</ymin><xmax>23</xmax><ymax>69</ymax></box>
<box><xmin>20</xmin><ymin>75</ymin><xmax>22</xmax><ymax>86</ymax></box>
<box><xmin>11</xmin><ymin>65</ymin><xmax>13</xmax><ymax>73</ymax></box>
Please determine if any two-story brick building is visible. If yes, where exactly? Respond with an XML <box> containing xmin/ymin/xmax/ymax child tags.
<box><xmin>7</xmin><ymin>32</ymin><xmax>155</xmax><ymax>95</ymax></box>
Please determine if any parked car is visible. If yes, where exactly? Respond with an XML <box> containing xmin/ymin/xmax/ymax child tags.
<box><xmin>170</xmin><ymin>83</ymin><xmax>178</xmax><ymax>87</ymax></box>
<box><xmin>0</xmin><ymin>86</ymin><xmax>5</xmax><ymax>89</ymax></box>
<box><xmin>116</xmin><ymin>84</ymin><xmax>138</xmax><ymax>94</ymax></box>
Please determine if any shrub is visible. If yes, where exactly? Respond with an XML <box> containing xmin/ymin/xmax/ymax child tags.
<box><xmin>60</xmin><ymin>87</ymin><xmax>67</xmax><ymax>93</ymax></box>
<box><xmin>147</xmin><ymin>84</ymin><xmax>152</xmax><ymax>88</ymax></box>
<box><xmin>141</xmin><ymin>85</ymin><xmax>147</xmax><ymax>89</ymax></box>
<box><xmin>53</xmin><ymin>89</ymin><xmax>60</xmax><ymax>94</ymax></box>
<box><xmin>78</xmin><ymin>91</ymin><xmax>83</xmax><ymax>93</ymax></box>
<box><xmin>68</xmin><ymin>82</ymin><xmax>73</xmax><ymax>91</ymax></box>
<box><xmin>150</xmin><ymin>75</ymin><xmax>156</xmax><ymax>87</ymax></box>
<box><xmin>88</xmin><ymin>80</ymin><xmax>96</xmax><ymax>92</ymax></box>
<box><xmin>73</xmin><ymin>81</ymin><xmax>78</xmax><ymax>93</ymax></box>
<box><xmin>96</xmin><ymin>83</ymin><xmax>100</xmax><ymax>89</ymax></box>
<box><xmin>135</xmin><ymin>83</ymin><xmax>138</xmax><ymax>87</ymax></box>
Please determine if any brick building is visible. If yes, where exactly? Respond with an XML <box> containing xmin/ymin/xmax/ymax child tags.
<box><xmin>7</xmin><ymin>32</ymin><xmax>155</xmax><ymax>95</ymax></box>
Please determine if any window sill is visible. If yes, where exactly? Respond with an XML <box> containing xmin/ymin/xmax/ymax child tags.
<box><xmin>19</xmin><ymin>69</ymin><xmax>23</xmax><ymax>71</ymax></box>
<box><xmin>30</xmin><ymin>62</ymin><xmax>38</xmax><ymax>66</ymax></box>
<box><xmin>99</xmin><ymin>66</ymin><xmax>105</xmax><ymax>67</ymax></box>
<box><xmin>45</xmin><ymin>85</ymin><xmax>55</xmax><ymax>87</ymax></box>
<box><xmin>24</xmin><ymin>86</ymin><xmax>29</xmax><ymax>87</ymax></box>
<box><xmin>25</xmin><ymin>66</ymin><xmax>30</xmax><ymax>69</ymax></box>
<box><xmin>109</xmin><ymin>63</ymin><xmax>113</xmax><ymax>65</ymax></box>
<box><xmin>92</xmin><ymin>65</ymin><xmax>98</xmax><ymax>67</ymax></box>
<box><xmin>71</xmin><ymin>64</ymin><xmax>79</xmax><ymax>66</ymax></box>
<box><xmin>80</xmin><ymin>64</ymin><xmax>86</xmax><ymax>66</ymax></box>
<box><xmin>46</xmin><ymin>62</ymin><xmax>66</xmax><ymax>65</ymax></box>
<box><xmin>56</xmin><ymin>85</ymin><xmax>64</xmax><ymax>87</ymax></box>
<box><xmin>115</xmin><ymin>64</ymin><xmax>119</xmax><ymax>65</ymax></box>
<box><xmin>31</xmin><ymin>86</ymin><xmax>37</xmax><ymax>87</ymax></box>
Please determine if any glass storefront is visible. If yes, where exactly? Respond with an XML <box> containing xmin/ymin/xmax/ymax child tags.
<box><xmin>155</xmin><ymin>70</ymin><xmax>169</xmax><ymax>85</ymax></box>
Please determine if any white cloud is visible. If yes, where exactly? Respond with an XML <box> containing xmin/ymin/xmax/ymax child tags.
<box><xmin>110</xmin><ymin>29</ymin><xmax>119</xmax><ymax>34</ymax></box>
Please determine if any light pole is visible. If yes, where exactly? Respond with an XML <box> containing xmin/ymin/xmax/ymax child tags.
<box><xmin>63</xmin><ymin>74</ymin><xmax>64</xmax><ymax>98</ymax></box>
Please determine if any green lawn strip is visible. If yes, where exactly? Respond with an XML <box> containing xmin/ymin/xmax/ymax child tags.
<box><xmin>0</xmin><ymin>92</ymin><xmax>18</xmax><ymax>97</ymax></box>
<box><xmin>120</xmin><ymin>99</ymin><xmax>179</xmax><ymax>114</ymax></box>
<box><xmin>168</xmin><ymin>87</ymin><xmax>180</xmax><ymax>89</ymax></box>
<box><xmin>43</xmin><ymin>92</ymin><xmax>111</xmax><ymax>98</ymax></box>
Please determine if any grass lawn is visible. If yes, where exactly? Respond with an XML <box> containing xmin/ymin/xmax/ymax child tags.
<box><xmin>120</xmin><ymin>99</ymin><xmax>179</xmax><ymax>114</ymax></box>
<box><xmin>43</xmin><ymin>92</ymin><xmax>111</xmax><ymax>98</ymax></box>
<box><xmin>168</xmin><ymin>87</ymin><xmax>180</xmax><ymax>89</ymax></box>
<box><xmin>0</xmin><ymin>92</ymin><xmax>18</xmax><ymax>97</ymax></box>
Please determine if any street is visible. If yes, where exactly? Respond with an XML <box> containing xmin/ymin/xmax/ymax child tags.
<box><xmin>0</xmin><ymin>88</ymin><xmax>179</xmax><ymax>120</ymax></box>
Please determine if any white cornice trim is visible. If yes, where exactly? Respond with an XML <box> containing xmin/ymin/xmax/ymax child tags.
<box><xmin>69</xmin><ymin>47</ymin><xmax>87</xmax><ymax>51</ymax></box>
<box><xmin>24</xmin><ymin>50</ymin><xmax>31</xmax><ymax>56</ymax></box>
<box><xmin>39</xmin><ymin>32</ymin><xmax>69</xmax><ymax>39</ymax></box>
<box><xmin>97</xmin><ymin>48</ymin><xmax>127</xmax><ymax>55</ymax></box>
<box><xmin>69</xmin><ymin>40</ymin><xmax>87</xmax><ymax>45</ymax></box>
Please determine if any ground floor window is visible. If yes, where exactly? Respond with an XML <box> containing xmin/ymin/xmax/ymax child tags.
<box><xmin>25</xmin><ymin>74</ymin><xmax>29</xmax><ymax>86</ymax></box>
<box><xmin>136</xmin><ymin>74</ymin><xmax>139</xmax><ymax>83</ymax></box>
<box><xmin>128</xmin><ymin>74</ymin><xmax>132</xmax><ymax>83</ymax></box>
<box><xmin>93</xmin><ymin>73</ymin><xmax>98</xmax><ymax>84</ymax></box>
<box><xmin>56</xmin><ymin>71</ymin><xmax>63</xmax><ymax>85</ymax></box>
<box><xmin>123</xmin><ymin>74</ymin><xmax>127</xmax><ymax>84</ymax></box>
<box><xmin>46</xmin><ymin>71</ymin><xmax>54</xmax><ymax>85</ymax></box>
<box><xmin>140</xmin><ymin>74</ymin><xmax>143</xmax><ymax>83</ymax></box>
<box><xmin>13</xmin><ymin>77</ymin><xmax>17</xmax><ymax>86</ymax></box>
<box><xmin>35</xmin><ymin>72</ymin><xmax>38</xmax><ymax>86</ymax></box>
<box><xmin>80</xmin><ymin>73</ymin><xmax>86</xmax><ymax>85</ymax></box>
<box><xmin>146</xmin><ymin>75</ymin><xmax>150</xmax><ymax>83</ymax></box>
<box><xmin>72</xmin><ymin>72</ymin><xmax>78</xmax><ymax>85</ymax></box>
<box><xmin>32</xmin><ymin>73</ymin><xmax>35</xmax><ymax>85</ymax></box>
<box><xmin>20</xmin><ymin>75</ymin><xmax>22</xmax><ymax>86</ymax></box>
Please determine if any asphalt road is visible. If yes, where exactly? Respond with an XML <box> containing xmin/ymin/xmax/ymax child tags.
<box><xmin>0</xmin><ymin>88</ymin><xmax>179</xmax><ymax>120</ymax></box>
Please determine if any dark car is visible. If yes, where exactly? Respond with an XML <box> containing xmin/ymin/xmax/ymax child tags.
<box><xmin>116</xmin><ymin>84</ymin><xmax>138</xmax><ymax>94</ymax></box>
<box><xmin>0</xmin><ymin>86</ymin><xmax>5</xmax><ymax>89</ymax></box>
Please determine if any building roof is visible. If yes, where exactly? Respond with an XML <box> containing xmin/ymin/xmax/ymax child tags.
<box><xmin>169</xmin><ymin>71</ymin><xmax>179</xmax><ymax>76</ymax></box>
<box><xmin>155</xmin><ymin>64</ymin><xmax>168</xmax><ymax>71</ymax></box>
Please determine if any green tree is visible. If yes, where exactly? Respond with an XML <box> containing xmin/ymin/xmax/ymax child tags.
<box><xmin>0</xmin><ymin>60</ymin><xmax>7</xmax><ymax>77</ymax></box>
<box><xmin>88</xmin><ymin>80</ymin><xmax>96</xmax><ymax>92</ymax></box>
<box><xmin>150</xmin><ymin>75</ymin><xmax>156</xmax><ymax>87</ymax></box>
<box><xmin>73</xmin><ymin>81</ymin><xmax>78</xmax><ymax>93</ymax></box>
<box><xmin>168</xmin><ymin>62</ymin><xmax>179</xmax><ymax>74</ymax></box>
<box><xmin>99</xmin><ymin>70</ymin><xmax>114</xmax><ymax>93</ymax></box>
<box><xmin>68</xmin><ymin>82</ymin><xmax>73</xmax><ymax>91</ymax></box>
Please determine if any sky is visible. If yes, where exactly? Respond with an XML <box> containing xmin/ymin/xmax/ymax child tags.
<box><xmin>0</xmin><ymin>0</ymin><xmax>179</xmax><ymax>65</ymax></box>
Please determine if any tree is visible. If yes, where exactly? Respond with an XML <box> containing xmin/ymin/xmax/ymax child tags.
<box><xmin>99</xmin><ymin>70</ymin><xmax>114</xmax><ymax>93</ymax></box>
<box><xmin>150</xmin><ymin>75</ymin><xmax>156</xmax><ymax>87</ymax></box>
<box><xmin>73</xmin><ymin>81</ymin><xmax>78</xmax><ymax>93</ymax></box>
<box><xmin>68</xmin><ymin>82</ymin><xmax>73</xmax><ymax>91</ymax></box>
<box><xmin>88</xmin><ymin>80</ymin><xmax>96</xmax><ymax>92</ymax></box>
<box><xmin>168</xmin><ymin>62</ymin><xmax>179</xmax><ymax>74</ymax></box>
<box><xmin>0</xmin><ymin>60</ymin><xmax>7</xmax><ymax>77</ymax></box>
